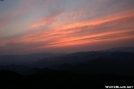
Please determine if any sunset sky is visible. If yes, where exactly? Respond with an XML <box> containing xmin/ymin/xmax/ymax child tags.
<box><xmin>0</xmin><ymin>0</ymin><xmax>134</xmax><ymax>55</ymax></box>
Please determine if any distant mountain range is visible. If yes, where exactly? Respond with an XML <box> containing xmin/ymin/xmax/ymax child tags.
<box><xmin>104</xmin><ymin>47</ymin><xmax>134</xmax><ymax>52</ymax></box>
<box><xmin>30</xmin><ymin>51</ymin><xmax>134</xmax><ymax>68</ymax></box>
<box><xmin>0</xmin><ymin>53</ymin><xmax>64</xmax><ymax>65</ymax></box>
<box><xmin>0</xmin><ymin>47</ymin><xmax>134</xmax><ymax>76</ymax></box>
<box><xmin>0</xmin><ymin>52</ymin><xmax>134</xmax><ymax>89</ymax></box>
<box><xmin>0</xmin><ymin>47</ymin><xmax>133</xmax><ymax>65</ymax></box>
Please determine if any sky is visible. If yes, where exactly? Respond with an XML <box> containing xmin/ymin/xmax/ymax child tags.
<box><xmin>0</xmin><ymin>0</ymin><xmax>134</xmax><ymax>55</ymax></box>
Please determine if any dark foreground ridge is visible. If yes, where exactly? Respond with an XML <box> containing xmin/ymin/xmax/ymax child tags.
<box><xmin>0</xmin><ymin>70</ymin><xmax>134</xmax><ymax>89</ymax></box>
<box><xmin>0</xmin><ymin>50</ymin><xmax>134</xmax><ymax>89</ymax></box>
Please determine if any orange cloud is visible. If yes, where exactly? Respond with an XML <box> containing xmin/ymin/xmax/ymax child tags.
<box><xmin>27</xmin><ymin>29</ymin><xmax>134</xmax><ymax>51</ymax></box>
<box><xmin>27</xmin><ymin>15</ymin><xmax>57</xmax><ymax>30</ymax></box>
<box><xmin>1</xmin><ymin>0</ymin><xmax>134</xmax><ymax>55</ymax></box>
<box><xmin>1</xmin><ymin>7</ymin><xmax>134</xmax><ymax>54</ymax></box>
<box><xmin>9</xmin><ymin>11</ymin><xmax>134</xmax><ymax>45</ymax></box>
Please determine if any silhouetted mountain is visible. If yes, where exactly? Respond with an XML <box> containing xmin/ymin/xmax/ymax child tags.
<box><xmin>0</xmin><ymin>69</ymin><xmax>134</xmax><ymax>89</ymax></box>
<box><xmin>0</xmin><ymin>47</ymin><xmax>133</xmax><ymax>67</ymax></box>
<box><xmin>48</xmin><ymin>57</ymin><xmax>134</xmax><ymax>76</ymax></box>
<box><xmin>0</xmin><ymin>70</ymin><xmax>23</xmax><ymax>88</ymax></box>
<box><xmin>0</xmin><ymin>70</ymin><xmax>22</xmax><ymax>77</ymax></box>
<box><xmin>0</xmin><ymin>64</ymin><xmax>30</xmax><ymax>73</ymax></box>
<box><xmin>31</xmin><ymin>51</ymin><xmax>134</xmax><ymax>69</ymax></box>
<box><xmin>22</xmin><ymin>67</ymin><xmax>53</xmax><ymax>75</ymax></box>
<box><xmin>30</xmin><ymin>51</ymin><xmax>104</xmax><ymax>68</ymax></box>
<box><xmin>104</xmin><ymin>47</ymin><xmax>134</xmax><ymax>52</ymax></box>
<box><xmin>0</xmin><ymin>51</ymin><xmax>134</xmax><ymax>77</ymax></box>
<box><xmin>70</xmin><ymin>57</ymin><xmax>134</xmax><ymax>76</ymax></box>
<box><xmin>0</xmin><ymin>53</ymin><xmax>64</xmax><ymax>65</ymax></box>
<box><xmin>22</xmin><ymin>67</ymin><xmax>41</xmax><ymax>75</ymax></box>
<box><xmin>0</xmin><ymin>51</ymin><xmax>134</xmax><ymax>88</ymax></box>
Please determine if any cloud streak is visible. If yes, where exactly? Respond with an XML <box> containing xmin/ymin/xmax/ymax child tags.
<box><xmin>0</xmin><ymin>0</ymin><xmax>134</xmax><ymax>54</ymax></box>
